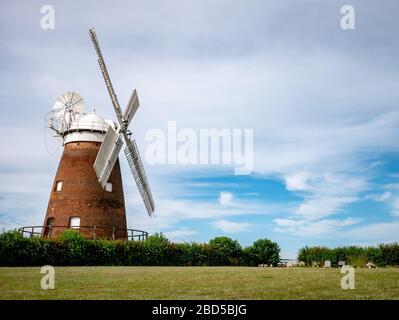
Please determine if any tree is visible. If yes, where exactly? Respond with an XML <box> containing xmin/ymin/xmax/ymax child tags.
<box><xmin>248</xmin><ymin>239</ymin><xmax>280</xmax><ymax>266</ymax></box>
<box><xmin>145</xmin><ymin>232</ymin><xmax>170</xmax><ymax>246</ymax></box>
<box><xmin>209</xmin><ymin>236</ymin><xmax>242</xmax><ymax>265</ymax></box>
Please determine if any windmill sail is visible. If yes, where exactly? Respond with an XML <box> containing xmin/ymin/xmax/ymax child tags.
<box><xmin>124</xmin><ymin>139</ymin><xmax>155</xmax><ymax>216</ymax></box>
<box><xmin>123</xmin><ymin>89</ymin><xmax>139</xmax><ymax>126</ymax></box>
<box><xmin>89</xmin><ymin>28</ymin><xmax>155</xmax><ymax>217</ymax></box>
<box><xmin>93</xmin><ymin>125</ymin><xmax>123</xmax><ymax>187</ymax></box>
<box><xmin>89</xmin><ymin>28</ymin><xmax>124</xmax><ymax>124</ymax></box>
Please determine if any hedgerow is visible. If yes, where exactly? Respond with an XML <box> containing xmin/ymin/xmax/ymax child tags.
<box><xmin>0</xmin><ymin>230</ymin><xmax>280</xmax><ymax>267</ymax></box>
<box><xmin>2</xmin><ymin>230</ymin><xmax>397</xmax><ymax>267</ymax></box>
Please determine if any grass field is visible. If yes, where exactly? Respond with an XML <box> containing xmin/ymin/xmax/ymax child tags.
<box><xmin>0</xmin><ymin>267</ymin><xmax>398</xmax><ymax>299</ymax></box>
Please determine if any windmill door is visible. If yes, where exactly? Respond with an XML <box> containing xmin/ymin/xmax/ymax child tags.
<box><xmin>43</xmin><ymin>217</ymin><xmax>54</xmax><ymax>237</ymax></box>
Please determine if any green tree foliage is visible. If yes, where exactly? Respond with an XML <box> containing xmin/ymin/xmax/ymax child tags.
<box><xmin>209</xmin><ymin>236</ymin><xmax>242</xmax><ymax>265</ymax></box>
<box><xmin>297</xmin><ymin>243</ymin><xmax>399</xmax><ymax>267</ymax></box>
<box><xmin>247</xmin><ymin>239</ymin><xmax>280</xmax><ymax>266</ymax></box>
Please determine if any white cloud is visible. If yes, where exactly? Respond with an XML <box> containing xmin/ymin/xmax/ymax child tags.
<box><xmin>282</xmin><ymin>171</ymin><xmax>367</xmax><ymax>222</ymax></box>
<box><xmin>274</xmin><ymin>217</ymin><xmax>399</xmax><ymax>244</ymax></box>
<box><xmin>345</xmin><ymin>222</ymin><xmax>399</xmax><ymax>242</ymax></box>
<box><xmin>380</xmin><ymin>191</ymin><xmax>393</xmax><ymax>202</ymax></box>
<box><xmin>273</xmin><ymin>219</ymin><xmax>302</xmax><ymax>228</ymax></box>
<box><xmin>284</xmin><ymin>172</ymin><xmax>310</xmax><ymax>192</ymax></box>
<box><xmin>212</xmin><ymin>220</ymin><xmax>252</xmax><ymax>233</ymax></box>
<box><xmin>369</xmin><ymin>186</ymin><xmax>399</xmax><ymax>217</ymax></box>
<box><xmin>219</xmin><ymin>192</ymin><xmax>233</xmax><ymax>206</ymax></box>
<box><xmin>392</xmin><ymin>197</ymin><xmax>399</xmax><ymax>217</ymax></box>
<box><xmin>365</xmin><ymin>191</ymin><xmax>392</xmax><ymax>202</ymax></box>
<box><xmin>274</xmin><ymin>217</ymin><xmax>361</xmax><ymax>238</ymax></box>
<box><xmin>164</xmin><ymin>229</ymin><xmax>197</xmax><ymax>242</ymax></box>
<box><xmin>124</xmin><ymin>192</ymin><xmax>286</xmax><ymax>235</ymax></box>
<box><xmin>295</xmin><ymin>196</ymin><xmax>357</xmax><ymax>220</ymax></box>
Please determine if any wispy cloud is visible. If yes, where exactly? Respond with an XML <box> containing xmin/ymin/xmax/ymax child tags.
<box><xmin>279</xmin><ymin>172</ymin><xmax>368</xmax><ymax>224</ymax></box>
<box><xmin>365</xmin><ymin>191</ymin><xmax>392</xmax><ymax>202</ymax></box>
<box><xmin>295</xmin><ymin>195</ymin><xmax>358</xmax><ymax>220</ymax></box>
<box><xmin>392</xmin><ymin>197</ymin><xmax>399</xmax><ymax>217</ymax></box>
<box><xmin>219</xmin><ymin>192</ymin><xmax>233</xmax><ymax>206</ymax></box>
<box><xmin>345</xmin><ymin>222</ymin><xmax>399</xmax><ymax>242</ymax></box>
<box><xmin>124</xmin><ymin>191</ymin><xmax>287</xmax><ymax>233</ymax></box>
<box><xmin>284</xmin><ymin>172</ymin><xmax>310</xmax><ymax>192</ymax></box>
<box><xmin>212</xmin><ymin>220</ymin><xmax>252</xmax><ymax>234</ymax></box>
<box><xmin>164</xmin><ymin>228</ymin><xmax>197</xmax><ymax>242</ymax></box>
<box><xmin>274</xmin><ymin>217</ymin><xmax>360</xmax><ymax>238</ymax></box>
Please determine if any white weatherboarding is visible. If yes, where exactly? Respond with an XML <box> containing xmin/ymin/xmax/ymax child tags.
<box><xmin>89</xmin><ymin>28</ymin><xmax>155</xmax><ymax>217</ymax></box>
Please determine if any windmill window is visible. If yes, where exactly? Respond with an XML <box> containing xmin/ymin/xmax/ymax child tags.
<box><xmin>55</xmin><ymin>181</ymin><xmax>62</xmax><ymax>192</ymax></box>
<box><xmin>69</xmin><ymin>217</ymin><xmax>80</xmax><ymax>229</ymax></box>
<box><xmin>105</xmin><ymin>182</ymin><xmax>113</xmax><ymax>192</ymax></box>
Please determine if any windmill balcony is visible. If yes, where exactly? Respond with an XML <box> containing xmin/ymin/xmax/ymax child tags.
<box><xmin>18</xmin><ymin>225</ymin><xmax>148</xmax><ymax>241</ymax></box>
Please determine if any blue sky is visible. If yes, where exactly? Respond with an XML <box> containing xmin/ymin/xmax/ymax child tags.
<box><xmin>1</xmin><ymin>0</ymin><xmax>399</xmax><ymax>258</ymax></box>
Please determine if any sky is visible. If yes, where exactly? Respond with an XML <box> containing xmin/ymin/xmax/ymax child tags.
<box><xmin>1</xmin><ymin>0</ymin><xmax>399</xmax><ymax>258</ymax></box>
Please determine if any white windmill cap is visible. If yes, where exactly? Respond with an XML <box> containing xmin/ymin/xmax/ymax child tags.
<box><xmin>69</xmin><ymin>111</ymin><xmax>109</xmax><ymax>132</ymax></box>
<box><xmin>63</xmin><ymin>110</ymin><xmax>110</xmax><ymax>144</ymax></box>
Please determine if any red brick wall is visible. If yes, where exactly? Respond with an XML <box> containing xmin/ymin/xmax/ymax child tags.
<box><xmin>42</xmin><ymin>141</ymin><xmax>128</xmax><ymax>239</ymax></box>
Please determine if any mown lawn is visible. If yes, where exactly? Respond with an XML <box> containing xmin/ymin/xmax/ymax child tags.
<box><xmin>0</xmin><ymin>267</ymin><xmax>398</xmax><ymax>299</ymax></box>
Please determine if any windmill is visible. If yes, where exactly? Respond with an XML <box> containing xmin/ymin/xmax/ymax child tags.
<box><xmin>89</xmin><ymin>28</ymin><xmax>155</xmax><ymax>217</ymax></box>
<box><xmin>37</xmin><ymin>29</ymin><xmax>154</xmax><ymax>241</ymax></box>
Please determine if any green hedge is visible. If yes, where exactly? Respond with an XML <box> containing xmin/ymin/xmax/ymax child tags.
<box><xmin>0</xmin><ymin>230</ymin><xmax>280</xmax><ymax>267</ymax></box>
<box><xmin>297</xmin><ymin>243</ymin><xmax>399</xmax><ymax>267</ymax></box>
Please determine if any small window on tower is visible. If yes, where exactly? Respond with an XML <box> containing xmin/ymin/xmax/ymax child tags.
<box><xmin>105</xmin><ymin>182</ymin><xmax>113</xmax><ymax>192</ymax></box>
<box><xmin>69</xmin><ymin>217</ymin><xmax>80</xmax><ymax>229</ymax></box>
<box><xmin>55</xmin><ymin>181</ymin><xmax>62</xmax><ymax>192</ymax></box>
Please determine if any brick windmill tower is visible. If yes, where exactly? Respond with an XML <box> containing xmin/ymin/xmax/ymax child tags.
<box><xmin>41</xmin><ymin>29</ymin><xmax>155</xmax><ymax>240</ymax></box>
